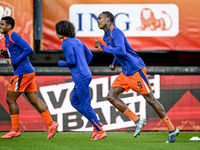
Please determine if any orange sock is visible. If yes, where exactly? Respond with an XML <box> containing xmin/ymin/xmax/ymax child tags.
<box><xmin>11</xmin><ymin>114</ymin><xmax>19</xmax><ymax>132</ymax></box>
<box><xmin>123</xmin><ymin>108</ymin><xmax>138</xmax><ymax>122</ymax></box>
<box><xmin>40</xmin><ymin>110</ymin><xmax>53</xmax><ymax>126</ymax></box>
<box><xmin>162</xmin><ymin>115</ymin><xmax>175</xmax><ymax>131</ymax></box>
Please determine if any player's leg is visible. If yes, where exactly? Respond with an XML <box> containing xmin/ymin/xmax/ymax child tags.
<box><xmin>6</xmin><ymin>90</ymin><xmax>21</xmax><ymax>114</ymax></box>
<box><xmin>1</xmin><ymin>90</ymin><xmax>22</xmax><ymax>139</ymax></box>
<box><xmin>25</xmin><ymin>91</ymin><xmax>58</xmax><ymax>139</ymax></box>
<box><xmin>71</xmin><ymin>79</ymin><xmax>99</xmax><ymax>125</ymax></box>
<box><xmin>1</xmin><ymin>74</ymin><xmax>23</xmax><ymax>139</ymax></box>
<box><xmin>139</xmin><ymin>68</ymin><xmax>179</xmax><ymax>143</ymax></box>
<box><xmin>71</xmin><ymin>91</ymin><xmax>104</xmax><ymax>139</ymax></box>
<box><xmin>143</xmin><ymin>92</ymin><xmax>179</xmax><ymax>143</ymax></box>
<box><xmin>71</xmin><ymin>79</ymin><xmax>107</xmax><ymax>140</ymax></box>
<box><xmin>143</xmin><ymin>92</ymin><xmax>166</xmax><ymax>118</ymax></box>
<box><xmin>23</xmin><ymin>73</ymin><xmax>48</xmax><ymax>113</ymax></box>
<box><xmin>107</xmin><ymin>86</ymin><xmax>128</xmax><ymax>112</ymax></box>
<box><xmin>116</xmin><ymin>69</ymin><xmax>152</xmax><ymax>137</ymax></box>
<box><xmin>24</xmin><ymin>73</ymin><xmax>58</xmax><ymax>139</ymax></box>
<box><xmin>80</xmin><ymin>79</ymin><xmax>106</xmax><ymax>140</ymax></box>
<box><xmin>25</xmin><ymin>91</ymin><xmax>47</xmax><ymax>113</ymax></box>
<box><xmin>107</xmin><ymin>86</ymin><xmax>145</xmax><ymax>137</ymax></box>
<box><xmin>71</xmin><ymin>86</ymin><xmax>88</xmax><ymax>117</ymax></box>
<box><xmin>107</xmin><ymin>73</ymin><xmax>140</xmax><ymax>123</ymax></box>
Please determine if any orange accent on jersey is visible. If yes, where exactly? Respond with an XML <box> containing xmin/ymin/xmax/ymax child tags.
<box><xmin>111</xmin><ymin>67</ymin><xmax>152</xmax><ymax>95</ymax></box>
<box><xmin>109</xmin><ymin>25</ymin><xmax>114</xmax><ymax>38</ymax></box>
<box><xmin>109</xmin><ymin>37</ymin><xmax>111</xmax><ymax>43</ymax></box>
<box><xmin>8</xmin><ymin>72</ymin><xmax>37</xmax><ymax>93</ymax></box>
<box><xmin>110</xmin><ymin>25</ymin><xmax>114</xmax><ymax>31</ymax></box>
<box><xmin>99</xmin><ymin>25</ymin><xmax>114</xmax><ymax>52</ymax></box>
<box><xmin>8</xmin><ymin>30</ymin><xmax>15</xmax><ymax>44</ymax></box>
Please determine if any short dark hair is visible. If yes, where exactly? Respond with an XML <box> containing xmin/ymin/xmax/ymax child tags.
<box><xmin>102</xmin><ymin>11</ymin><xmax>114</xmax><ymax>24</ymax></box>
<box><xmin>1</xmin><ymin>16</ymin><xmax>15</xmax><ymax>29</ymax></box>
<box><xmin>55</xmin><ymin>20</ymin><xmax>75</xmax><ymax>37</ymax></box>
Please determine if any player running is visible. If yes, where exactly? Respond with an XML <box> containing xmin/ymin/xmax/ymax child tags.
<box><xmin>55</xmin><ymin>20</ymin><xmax>107</xmax><ymax>140</ymax></box>
<box><xmin>95</xmin><ymin>11</ymin><xmax>179</xmax><ymax>143</ymax></box>
<box><xmin>0</xmin><ymin>16</ymin><xmax>58</xmax><ymax>139</ymax></box>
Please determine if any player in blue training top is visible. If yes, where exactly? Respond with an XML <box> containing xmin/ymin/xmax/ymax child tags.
<box><xmin>0</xmin><ymin>16</ymin><xmax>58</xmax><ymax>139</ymax></box>
<box><xmin>95</xmin><ymin>11</ymin><xmax>179</xmax><ymax>143</ymax></box>
<box><xmin>55</xmin><ymin>20</ymin><xmax>107</xmax><ymax>140</ymax></box>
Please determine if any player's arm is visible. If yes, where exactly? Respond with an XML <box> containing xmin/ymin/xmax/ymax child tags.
<box><xmin>95</xmin><ymin>30</ymin><xmax>126</xmax><ymax>55</ymax></box>
<box><xmin>110</xmin><ymin>57</ymin><xmax>118</xmax><ymax>71</ymax></box>
<box><xmin>6</xmin><ymin>58</ymin><xmax>12</xmax><ymax>66</ymax></box>
<box><xmin>111</xmin><ymin>57</ymin><xmax>118</xmax><ymax>67</ymax></box>
<box><xmin>11</xmin><ymin>33</ymin><xmax>33</xmax><ymax>65</ymax></box>
<box><xmin>83</xmin><ymin>43</ymin><xmax>93</xmax><ymax>65</ymax></box>
<box><xmin>58</xmin><ymin>42</ymin><xmax>75</xmax><ymax>67</ymax></box>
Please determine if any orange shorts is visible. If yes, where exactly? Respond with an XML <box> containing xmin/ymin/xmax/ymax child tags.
<box><xmin>111</xmin><ymin>67</ymin><xmax>152</xmax><ymax>94</ymax></box>
<box><xmin>8</xmin><ymin>72</ymin><xmax>37</xmax><ymax>93</ymax></box>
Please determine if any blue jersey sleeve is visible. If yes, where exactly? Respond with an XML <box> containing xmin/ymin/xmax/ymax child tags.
<box><xmin>83</xmin><ymin>43</ymin><xmax>93</xmax><ymax>65</ymax></box>
<box><xmin>111</xmin><ymin>56</ymin><xmax>118</xmax><ymax>66</ymax></box>
<box><xmin>58</xmin><ymin>42</ymin><xmax>76</xmax><ymax>67</ymax></box>
<box><xmin>11</xmin><ymin>32</ymin><xmax>33</xmax><ymax>65</ymax></box>
<box><xmin>101</xmin><ymin>29</ymin><xmax>126</xmax><ymax>55</ymax></box>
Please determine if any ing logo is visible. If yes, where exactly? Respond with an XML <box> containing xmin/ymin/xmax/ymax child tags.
<box><xmin>0</xmin><ymin>1</ymin><xmax>14</xmax><ymax>19</ymax></box>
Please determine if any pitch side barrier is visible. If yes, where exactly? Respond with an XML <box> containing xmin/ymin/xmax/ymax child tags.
<box><xmin>0</xmin><ymin>66</ymin><xmax>200</xmax><ymax>75</ymax></box>
<box><xmin>1</xmin><ymin>65</ymin><xmax>200</xmax><ymax>131</ymax></box>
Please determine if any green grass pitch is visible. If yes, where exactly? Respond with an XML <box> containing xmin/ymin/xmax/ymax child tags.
<box><xmin>0</xmin><ymin>132</ymin><xmax>200</xmax><ymax>150</ymax></box>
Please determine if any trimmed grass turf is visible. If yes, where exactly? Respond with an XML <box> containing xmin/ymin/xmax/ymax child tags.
<box><xmin>0</xmin><ymin>132</ymin><xmax>200</xmax><ymax>150</ymax></box>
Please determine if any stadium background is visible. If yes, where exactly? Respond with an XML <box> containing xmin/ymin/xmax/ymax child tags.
<box><xmin>0</xmin><ymin>0</ymin><xmax>200</xmax><ymax>132</ymax></box>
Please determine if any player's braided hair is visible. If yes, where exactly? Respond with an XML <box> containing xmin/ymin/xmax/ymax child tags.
<box><xmin>55</xmin><ymin>20</ymin><xmax>75</xmax><ymax>37</ymax></box>
<box><xmin>102</xmin><ymin>11</ymin><xmax>114</xmax><ymax>24</ymax></box>
<box><xmin>1</xmin><ymin>16</ymin><xmax>15</xmax><ymax>29</ymax></box>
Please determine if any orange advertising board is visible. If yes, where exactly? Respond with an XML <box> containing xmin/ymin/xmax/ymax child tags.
<box><xmin>42</xmin><ymin>0</ymin><xmax>200</xmax><ymax>51</ymax></box>
<box><xmin>1</xmin><ymin>74</ymin><xmax>200</xmax><ymax>131</ymax></box>
<box><xmin>0</xmin><ymin>0</ymin><xmax>33</xmax><ymax>50</ymax></box>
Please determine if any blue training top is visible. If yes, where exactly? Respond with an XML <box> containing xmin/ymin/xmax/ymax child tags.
<box><xmin>58</xmin><ymin>37</ymin><xmax>93</xmax><ymax>83</ymax></box>
<box><xmin>3</xmin><ymin>30</ymin><xmax>35</xmax><ymax>76</ymax></box>
<box><xmin>99</xmin><ymin>25</ymin><xmax>146</xmax><ymax>76</ymax></box>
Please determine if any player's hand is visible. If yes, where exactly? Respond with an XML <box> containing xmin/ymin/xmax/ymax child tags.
<box><xmin>109</xmin><ymin>64</ymin><xmax>115</xmax><ymax>71</ymax></box>
<box><xmin>95</xmin><ymin>39</ymin><xmax>101</xmax><ymax>48</ymax></box>
<box><xmin>0</xmin><ymin>49</ymin><xmax>3</xmax><ymax>55</ymax></box>
<box><xmin>6</xmin><ymin>58</ymin><xmax>12</xmax><ymax>66</ymax></box>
